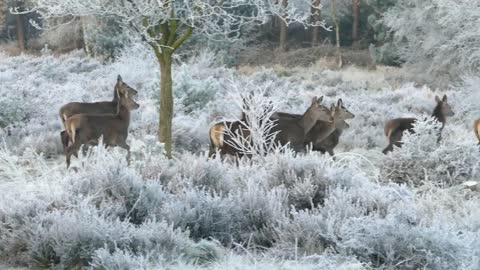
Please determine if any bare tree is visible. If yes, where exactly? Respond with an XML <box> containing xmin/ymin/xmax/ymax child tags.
<box><xmin>0</xmin><ymin>0</ymin><xmax>6</xmax><ymax>32</ymax></box>
<box><xmin>311</xmin><ymin>0</ymin><xmax>322</xmax><ymax>46</ymax></box>
<box><xmin>279</xmin><ymin>0</ymin><xmax>288</xmax><ymax>51</ymax></box>
<box><xmin>26</xmin><ymin>0</ymin><xmax>325</xmax><ymax>158</ymax></box>
<box><xmin>352</xmin><ymin>0</ymin><xmax>359</xmax><ymax>43</ymax></box>
<box><xmin>15</xmin><ymin>0</ymin><xmax>26</xmax><ymax>50</ymax></box>
<box><xmin>330</xmin><ymin>0</ymin><xmax>343</xmax><ymax>67</ymax></box>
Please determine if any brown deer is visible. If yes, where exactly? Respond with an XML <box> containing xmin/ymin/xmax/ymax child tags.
<box><xmin>208</xmin><ymin>97</ymin><xmax>253</xmax><ymax>159</ymax></box>
<box><xmin>59</xmin><ymin>75</ymin><xmax>138</xmax><ymax>151</ymax></box>
<box><xmin>273</xmin><ymin>99</ymin><xmax>354</xmax><ymax>156</ymax></box>
<box><xmin>307</xmin><ymin>99</ymin><xmax>355</xmax><ymax>155</ymax></box>
<box><xmin>269</xmin><ymin>96</ymin><xmax>333</xmax><ymax>152</ymax></box>
<box><xmin>209</xmin><ymin>96</ymin><xmax>332</xmax><ymax>158</ymax></box>
<box><xmin>382</xmin><ymin>94</ymin><xmax>454</xmax><ymax>154</ymax></box>
<box><xmin>474</xmin><ymin>119</ymin><xmax>480</xmax><ymax>145</ymax></box>
<box><xmin>64</xmin><ymin>86</ymin><xmax>140</xmax><ymax>168</ymax></box>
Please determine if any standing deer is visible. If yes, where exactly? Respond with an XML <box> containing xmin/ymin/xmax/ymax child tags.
<box><xmin>208</xmin><ymin>97</ymin><xmax>254</xmax><ymax>159</ymax></box>
<box><xmin>59</xmin><ymin>75</ymin><xmax>138</xmax><ymax>151</ymax></box>
<box><xmin>307</xmin><ymin>99</ymin><xmax>355</xmax><ymax>156</ymax></box>
<box><xmin>64</xmin><ymin>86</ymin><xmax>140</xmax><ymax>168</ymax></box>
<box><xmin>209</xmin><ymin>96</ymin><xmax>332</xmax><ymax>158</ymax></box>
<box><xmin>474</xmin><ymin>119</ymin><xmax>480</xmax><ymax>145</ymax></box>
<box><xmin>382</xmin><ymin>94</ymin><xmax>454</xmax><ymax>154</ymax></box>
<box><xmin>269</xmin><ymin>96</ymin><xmax>333</xmax><ymax>152</ymax></box>
<box><xmin>273</xmin><ymin>99</ymin><xmax>354</xmax><ymax>156</ymax></box>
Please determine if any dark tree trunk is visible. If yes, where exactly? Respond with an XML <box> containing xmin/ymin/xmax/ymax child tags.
<box><xmin>15</xmin><ymin>1</ymin><xmax>26</xmax><ymax>50</ymax></box>
<box><xmin>311</xmin><ymin>0</ymin><xmax>321</xmax><ymax>47</ymax></box>
<box><xmin>279</xmin><ymin>0</ymin><xmax>288</xmax><ymax>51</ymax></box>
<box><xmin>352</xmin><ymin>0</ymin><xmax>359</xmax><ymax>43</ymax></box>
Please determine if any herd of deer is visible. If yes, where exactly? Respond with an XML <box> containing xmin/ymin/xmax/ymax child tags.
<box><xmin>58</xmin><ymin>76</ymin><xmax>480</xmax><ymax>168</ymax></box>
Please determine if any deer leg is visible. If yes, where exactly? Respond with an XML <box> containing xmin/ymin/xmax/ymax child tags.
<box><xmin>208</xmin><ymin>144</ymin><xmax>217</xmax><ymax>159</ymax></box>
<box><xmin>383</xmin><ymin>130</ymin><xmax>403</xmax><ymax>154</ymax></box>
<box><xmin>327</xmin><ymin>148</ymin><xmax>334</xmax><ymax>156</ymax></box>
<box><xmin>117</xmin><ymin>141</ymin><xmax>131</xmax><ymax>165</ymax></box>
<box><xmin>65</xmin><ymin>142</ymin><xmax>81</xmax><ymax>168</ymax></box>
<box><xmin>60</xmin><ymin>130</ymin><xmax>72</xmax><ymax>153</ymax></box>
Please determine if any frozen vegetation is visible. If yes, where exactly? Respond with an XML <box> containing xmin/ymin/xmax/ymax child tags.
<box><xmin>0</xmin><ymin>45</ymin><xmax>479</xmax><ymax>269</ymax></box>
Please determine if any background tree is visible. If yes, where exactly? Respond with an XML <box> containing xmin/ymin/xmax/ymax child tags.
<box><xmin>0</xmin><ymin>0</ymin><xmax>6</xmax><ymax>33</ymax></box>
<box><xmin>330</xmin><ymin>0</ymin><xmax>342</xmax><ymax>67</ymax></box>
<box><xmin>382</xmin><ymin>0</ymin><xmax>480</xmax><ymax>86</ymax></box>
<box><xmin>311</xmin><ymin>0</ymin><xmax>321</xmax><ymax>46</ymax></box>
<box><xmin>351</xmin><ymin>0</ymin><xmax>359</xmax><ymax>43</ymax></box>
<box><xmin>279</xmin><ymin>0</ymin><xmax>288</xmax><ymax>51</ymax></box>
<box><xmin>28</xmin><ymin>0</ymin><xmax>325</xmax><ymax>158</ymax></box>
<box><xmin>14</xmin><ymin>0</ymin><xmax>25</xmax><ymax>49</ymax></box>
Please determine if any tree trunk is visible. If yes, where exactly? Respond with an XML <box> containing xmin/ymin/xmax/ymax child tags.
<box><xmin>330</xmin><ymin>0</ymin><xmax>343</xmax><ymax>68</ymax></box>
<box><xmin>157</xmin><ymin>53</ymin><xmax>174</xmax><ymax>158</ymax></box>
<box><xmin>15</xmin><ymin>2</ymin><xmax>26</xmax><ymax>50</ymax></box>
<box><xmin>311</xmin><ymin>0</ymin><xmax>321</xmax><ymax>47</ymax></box>
<box><xmin>0</xmin><ymin>0</ymin><xmax>6</xmax><ymax>32</ymax></box>
<box><xmin>352</xmin><ymin>0</ymin><xmax>359</xmax><ymax>43</ymax></box>
<box><xmin>279</xmin><ymin>0</ymin><xmax>288</xmax><ymax>51</ymax></box>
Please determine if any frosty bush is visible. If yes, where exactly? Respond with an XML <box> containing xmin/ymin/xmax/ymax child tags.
<box><xmin>381</xmin><ymin>117</ymin><xmax>480</xmax><ymax>186</ymax></box>
<box><xmin>1</xmin><ymin>50</ymin><xmax>480</xmax><ymax>269</ymax></box>
<box><xmin>381</xmin><ymin>0</ymin><xmax>480</xmax><ymax>86</ymax></box>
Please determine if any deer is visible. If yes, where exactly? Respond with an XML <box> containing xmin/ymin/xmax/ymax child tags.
<box><xmin>306</xmin><ymin>99</ymin><xmax>355</xmax><ymax>156</ymax></box>
<box><xmin>272</xmin><ymin>99</ymin><xmax>355</xmax><ymax>156</ymax></box>
<box><xmin>208</xmin><ymin>98</ymin><xmax>252</xmax><ymax>159</ymax></box>
<box><xmin>59</xmin><ymin>75</ymin><xmax>138</xmax><ymax>151</ymax></box>
<box><xmin>209</xmin><ymin>96</ymin><xmax>332</xmax><ymax>158</ymax></box>
<box><xmin>64</xmin><ymin>85</ymin><xmax>140</xmax><ymax>168</ymax></box>
<box><xmin>269</xmin><ymin>96</ymin><xmax>333</xmax><ymax>152</ymax></box>
<box><xmin>474</xmin><ymin>119</ymin><xmax>480</xmax><ymax>145</ymax></box>
<box><xmin>382</xmin><ymin>94</ymin><xmax>454</xmax><ymax>154</ymax></box>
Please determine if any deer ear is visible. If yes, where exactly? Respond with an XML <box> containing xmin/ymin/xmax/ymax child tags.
<box><xmin>317</xmin><ymin>96</ymin><xmax>324</xmax><ymax>103</ymax></box>
<box><xmin>442</xmin><ymin>94</ymin><xmax>447</xmax><ymax>102</ymax></box>
<box><xmin>337</xmin><ymin>98</ymin><xmax>343</xmax><ymax>106</ymax></box>
<box><xmin>117</xmin><ymin>75</ymin><xmax>123</xmax><ymax>82</ymax></box>
<box><xmin>435</xmin><ymin>95</ymin><xmax>441</xmax><ymax>103</ymax></box>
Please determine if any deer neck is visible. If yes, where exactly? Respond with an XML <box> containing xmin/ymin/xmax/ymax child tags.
<box><xmin>300</xmin><ymin>109</ymin><xmax>320</xmax><ymax>135</ymax></box>
<box><xmin>314</xmin><ymin>117</ymin><xmax>340</xmax><ymax>143</ymax></box>
<box><xmin>431</xmin><ymin>104</ymin><xmax>446</xmax><ymax>127</ymax></box>
<box><xmin>117</xmin><ymin>104</ymin><xmax>131</xmax><ymax>126</ymax></box>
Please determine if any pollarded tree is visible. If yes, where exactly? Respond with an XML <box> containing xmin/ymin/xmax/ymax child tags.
<box><xmin>27</xmin><ymin>0</ymin><xmax>326</xmax><ymax>158</ymax></box>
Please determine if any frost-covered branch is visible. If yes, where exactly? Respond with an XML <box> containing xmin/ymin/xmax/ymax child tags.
<box><xmin>223</xmin><ymin>81</ymin><xmax>286</xmax><ymax>159</ymax></box>
<box><xmin>27</xmin><ymin>0</ymin><xmax>329</xmax><ymax>50</ymax></box>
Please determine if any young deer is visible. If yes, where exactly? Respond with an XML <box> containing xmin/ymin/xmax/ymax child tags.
<box><xmin>382</xmin><ymin>94</ymin><xmax>454</xmax><ymax>154</ymax></box>
<box><xmin>273</xmin><ymin>99</ymin><xmax>354</xmax><ymax>156</ymax></box>
<box><xmin>59</xmin><ymin>75</ymin><xmax>138</xmax><ymax>151</ymax></box>
<box><xmin>270</xmin><ymin>96</ymin><xmax>333</xmax><ymax>152</ymax></box>
<box><xmin>309</xmin><ymin>99</ymin><xmax>355</xmax><ymax>156</ymax></box>
<box><xmin>474</xmin><ymin>119</ymin><xmax>480</xmax><ymax>145</ymax></box>
<box><xmin>64</xmin><ymin>86</ymin><xmax>140</xmax><ymax>168</ymax></box>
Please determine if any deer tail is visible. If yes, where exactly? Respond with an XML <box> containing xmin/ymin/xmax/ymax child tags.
<box><xmin>208</xmin><ymin>124</ymin><xmax>224</xmax><ymax>157</ymax></box>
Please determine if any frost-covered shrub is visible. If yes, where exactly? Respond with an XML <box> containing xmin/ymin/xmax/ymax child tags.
<box><xmin>90</xmin><ymin>248</ymin><xmax>151</xmax><ymax>270</ymax></box>
<box><xmin>381</xmin><ymin>0</ymin><xmax>480</xmax><ymax>86</ymax></box>
<box><xmin>381</xmin><ymin>117</ymin><xmax>480</xmax><ymax>186</ymax></box>
<box><xmin>0</xmin><ymin>94</ymin><xmax>29</xmax><ymax>128</ymax></box>
<box><xmin>1</xmin><ymin>48</ymin><xmax>480</xmax><ymax>270</ymax></box>
<box><xmin>338</xmin><ymin>208</ymin><xmax>471</xmax><ymax>269</ymax></box>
